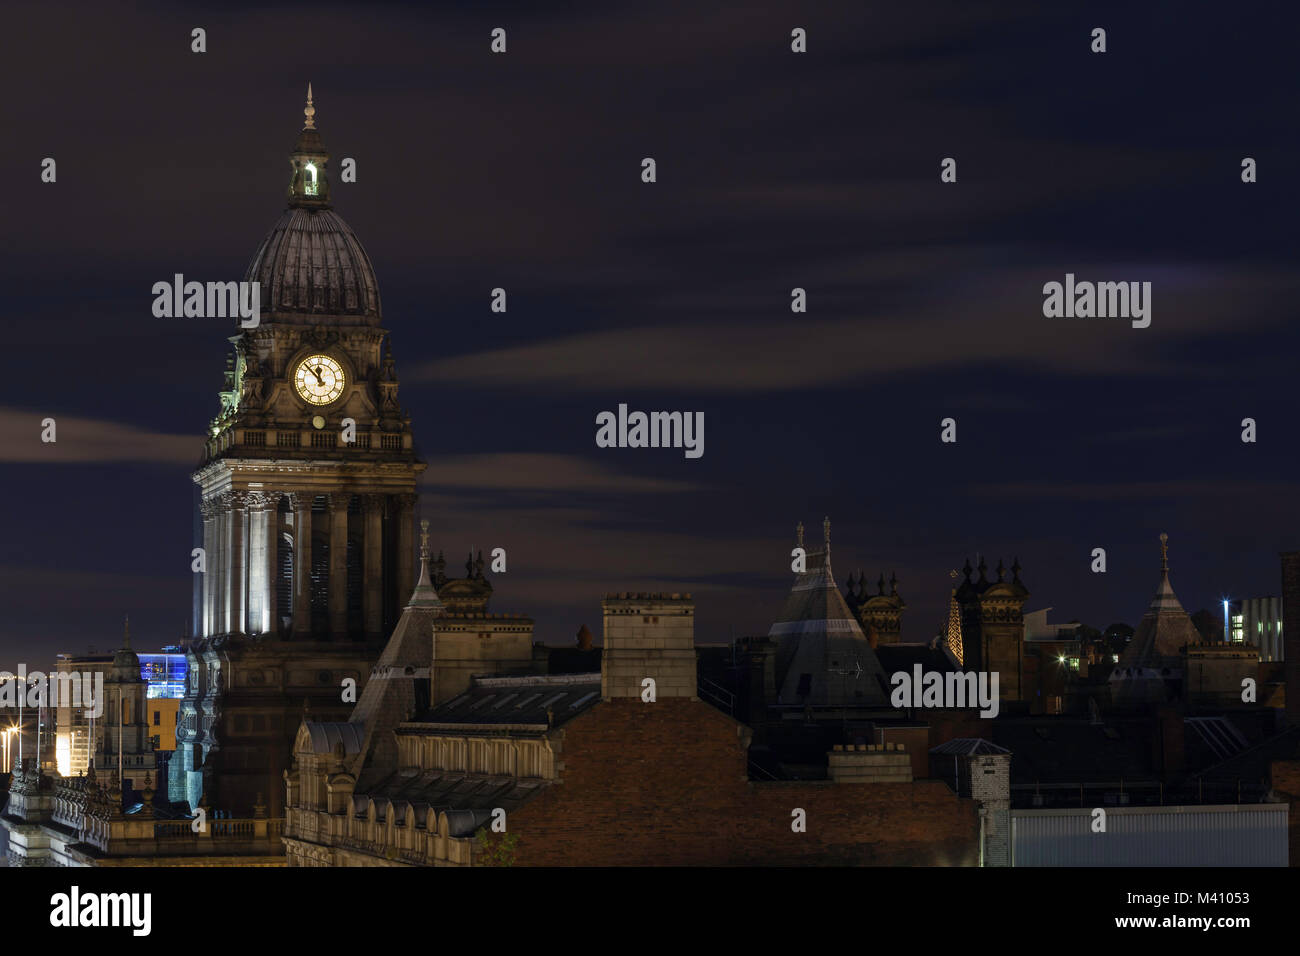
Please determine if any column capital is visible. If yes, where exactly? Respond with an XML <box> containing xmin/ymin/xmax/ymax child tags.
<box><xmin>255</xmin><ymin>490</ymin><xmax>282</xmax><ymax>510</ymax></box>
<box><xmin>394</xmin><ymin>493</ymin><xmax>418</xmax><ymax>510</ymax></box>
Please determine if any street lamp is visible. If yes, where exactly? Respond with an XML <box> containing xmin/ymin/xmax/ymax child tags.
<box><xmin>1</xmin><ymin>725</ymin><xmax>17</xmax><ymax>773</ymax></box>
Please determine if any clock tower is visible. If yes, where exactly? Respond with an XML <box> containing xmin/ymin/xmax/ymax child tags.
<box><xmin>172</xmin><ymin>88</ymin><xmax>426</xmax><ymax>816</ymax></box>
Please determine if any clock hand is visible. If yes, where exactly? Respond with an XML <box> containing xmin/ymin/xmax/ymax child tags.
<box><xmin>313</xmin><ymin>366</ymin><xmax>324</xmax><ymax>386</ymax></box>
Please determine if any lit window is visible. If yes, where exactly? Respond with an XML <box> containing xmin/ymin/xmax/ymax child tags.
<box><xmin>304</xmin><ymin>162</ymin><xmax>318</xmax><ymax>196</ymax></box>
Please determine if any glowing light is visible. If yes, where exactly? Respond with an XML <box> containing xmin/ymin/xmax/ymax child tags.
<box><xmin>56</xmin><ymin>734</ymin><xmax>71</xmax><ymax>776</ymax></box>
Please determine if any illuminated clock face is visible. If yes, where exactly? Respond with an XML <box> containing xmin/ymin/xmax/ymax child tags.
<box><xmin>294</xmin><ymin>354</ymin><xmax>346</xmax><ymax>405</ymax></box>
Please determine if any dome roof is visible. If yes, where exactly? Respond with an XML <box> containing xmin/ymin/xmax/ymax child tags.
<box><xmin>245</xmin><ymin>207</ymin><xmax>382</xmax><ymax>323</ymax></box>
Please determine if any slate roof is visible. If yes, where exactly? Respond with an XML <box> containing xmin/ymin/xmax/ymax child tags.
<box><xmin>303</xmin><ymin>721</ymin><xmax>366</xmax><ymax>755</ymax></box>
<box><xmin>876</xmin><ymin>641</ymin><xmax>960</xmax><ymax>677</ymax></box>
<box><xmin>989</xmin><ymin>720</ymin><xmax>1157</xmax><ymax>784</ymax></box>
<box><xmin>332</xmin><ymin>551</ymin><xmax>444</xmax><ymax>772</ymax></box>
<box><xmin>410</xmin><ymin>673</ymin><xmax>602</xmax><ymax>729</ymax></box>
<box><xmin>1119</xmin><ymin>535</ymin><xmax>1201</xmax><ymax>668</ymax></box>
<box><xmin>769</xmin><ymin>520</ymin><xmax>891</xmax><ymax>707</ymax></box>
<box><xmin>350</xmin><ymin>769</ymin><xmax>547</xmax><ymax>835</ymax></box>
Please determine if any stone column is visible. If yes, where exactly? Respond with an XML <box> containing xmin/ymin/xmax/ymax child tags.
<box><xmin>214</xmin><ymin>497</ymin><xmax>229</xmax><ymax>635</ymax></box>
<box><xmin>228</xmin><ymin>492</ymin><xmax>248</xmax><ymax>636</ymax></box>
<box><xmin>245</xmin><ymin>493</ymin><xmax>266</xmax><ymax>634</ymax></box>
<box><xmin>200</xmin><ymin>499</ymin><xmax>216</xmax><ymax>638</ymax></box>
<box><xmin>292</xmin><ymin>493</ymin><xmax>312</xmax><ymax>637</ymax></box>
<box><xmin>264</xmin><ymin>493</ymin><xmax>280</xmax><ymax>637</ymax></box>
<box><xmin>328</xmin><ymin>494</ymin><xmax>349</xmax><ymax>637</ymax></box>
<box><xmin>395</xmin><ymin>494</ymin><xmax>416</xmax><ymax>605</ymax></box>
<box><xmin>363</xmin><ymin>495</ymin><xmax>384</xmax><ymax>638</ymax></box>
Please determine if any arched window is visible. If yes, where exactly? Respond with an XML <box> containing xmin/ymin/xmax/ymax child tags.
<box><xmin>304</xmin><ymin>162</ymin><xmax>318</xmax><ymax>196</ymax></box>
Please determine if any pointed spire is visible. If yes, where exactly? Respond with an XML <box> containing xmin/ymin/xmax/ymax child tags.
<box><xmin>822</xmin><ymin>516</ymin><xmax>831</xmax><ymax>560</ymax></box>
<box><xmin>407</xmin><ymin>520</ymin><xmax>443</xmax><ymax>609</ymax></box>
<box><xmin>962</xmin><ymin>557</ymin><xmax>973</xmax><ymax>581</ymax></box>
<box><xmin>1011</xmin><ymin>557</ymin><xmax>1022</xmax><ymax>583</ymax></box>
<box><xmin>889</xmin><ymin>571</ymin><xmax>898</xmax><ymax>595</ymax></box>
<box><xmin>977</xmin><ymin>555</ymin><xmax>988</xmax><ymax>583</ymax></box>
<box><xmin>996</xmin><ymin>558</ymin><xmax>1005</xmax><ymax>582</ymax></box>
<box><xmin>876</xmin><ymin>572</ymin><xmax>885</xmax><ymax>596</ymax></box>
<box><xmin>1159</xmin><ymin>532</ymin><xmax>1169</xmax><ymax>573</ymax></box>
<box><xmin>303</xmin><ymin>82</ymin><xmax>316</xmax><ymax>129</ymax></box>
<box><xmin>795</xmin><ymin>521</ymin><xmax>804</xmax><ymax>550</ymax></box>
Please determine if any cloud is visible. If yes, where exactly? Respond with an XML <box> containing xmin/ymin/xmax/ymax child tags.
<box><xmin>409</xmin><ymin>264</ymin><xmax>1296</xmax><ymax>392</ymax></box>
<box><xmin>419</xmin><ymin>452</ymin><xmax>702</xmax><ymax>495</ymax></box>
<box><xmin>973</xmin><ymin>479</ymin><xmax>1296</xmax><ymax>502</ymax></box>
<box><xmin>0</xmin><ymin>408</ymin><xmax>198</xmax><ymax>465</ymax></box>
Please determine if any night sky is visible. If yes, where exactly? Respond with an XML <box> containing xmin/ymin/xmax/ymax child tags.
<box><xmin>3</xmin><ymin>0</ymin><xmax>1299</xmax><ymax>665</ymax></box>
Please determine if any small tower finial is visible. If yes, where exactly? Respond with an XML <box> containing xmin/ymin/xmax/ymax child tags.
<box><xmin>1159</xmin><ymin>532</ymin><xmax>1169</xmax><ymax>572</ymax></box>
<box><xmin>795</xmin><ymin>521</ymin><xmax>804</xmax><ymax>550</ymax></box>
<box><xmin>303</xmin><ymin>82</ymin><xmax>316</xmax><ymax>129</ymax></box>
<box><xmin>419</xmin><ymin>519</ymin><xmax>430</xmax><ymax>560</ymax></box>
<box><xmin>823</xmin><ymin>516</ymin><xmax>831</xmax><ymax>553</ymax></box>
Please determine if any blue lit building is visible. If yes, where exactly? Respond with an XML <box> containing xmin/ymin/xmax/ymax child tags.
<box><xmin>139</xmin><ymin>647</ymin><xmax>187</xmax><ymax>699</ymax></box>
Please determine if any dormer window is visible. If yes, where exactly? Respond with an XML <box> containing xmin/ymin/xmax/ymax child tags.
<box><xmin>304</xmin><ymin>162</ymin><xmax>318</xmax><ymax>196</ymax></box>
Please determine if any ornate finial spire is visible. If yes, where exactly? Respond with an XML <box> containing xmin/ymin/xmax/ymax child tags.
<box><xmin>406</xmin><ymin>521</ymin><xmax>444</xmax><ymax>609</ymax></box>
<box><xmin>890</xmin><ymin>570</ymin><xmax>898</xmax><ymax>595</ymax></box>
<box><xmin>877</xmin><ymin>572</ymin><xmax>885</xmax><ymax>596</ymax></box>
<box><xmin>795</xmin><ymin>521</ymin><xmax>804</xmax><ymax>550</ymax></box>
<box><xmin>304</xmin><ymin>82</ymin><xmax>316</xmax><ymax>129</ymax></box>
<box><xmin>823</xmin><ymin>516</ymin><xmax>831</xmax><ymax>552</ymax></box>
<box><xmin>1159</xmin><ymin>532</ymin><xmax>1169</xmax><ymax>572</ymax></box>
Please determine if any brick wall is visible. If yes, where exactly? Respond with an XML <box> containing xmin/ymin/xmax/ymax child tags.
<box><xmin>508</xmin><ymin>698</ymin><xmax>980</xmax><ymax>866</ymax></box>
<box><xmin>1270</xmin><ymin>759</ymin><xmax>1300</xmax><ymax>866</ymax></box>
